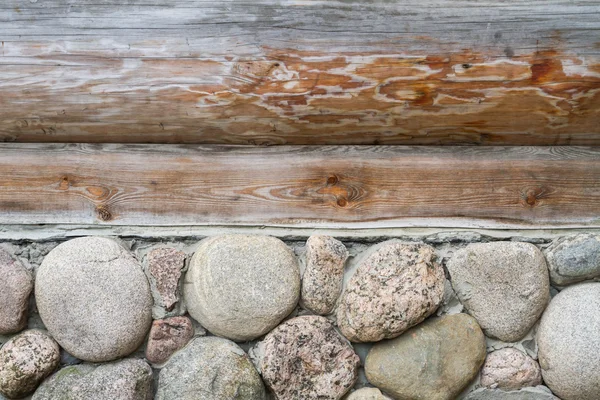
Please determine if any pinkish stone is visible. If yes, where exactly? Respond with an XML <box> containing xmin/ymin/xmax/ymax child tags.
<box><xmin>0</xmin><ymin>330</ymin><xmax>60</xmax><ymax>399</ymax></box>
<box><xmin>337</xmin><ymin>241</ymin><xmax>445</xmax><ymax>342</ymax></box>
<box><xmin>148</xmin><ymin>248</ymin><xmax>186</xmax><ymax>311</ymax></box>
<box><xmin>481</xmin><ymin>348</ymin><xmax>542</xmax><ymax>390</ymax></box>
<box><xmin>146</xmin><ymin>316</ymin><xmax>194</xmax><ymax>364</ymax></box>
<box><xmin>254</xmin><ymin>315</ymin><xmax>360</xmax><ymax>400</ymax></box>
<box><xmin>0</xmin><ymin>248</ymin><xmax>33</xmax><ymax>334</ymax></box>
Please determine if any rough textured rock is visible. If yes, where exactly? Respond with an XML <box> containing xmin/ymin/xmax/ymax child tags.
<box><xmin>183</xmin><ymin>235</ymin><xmax>300</xmax><ymax>341</ymax></box>
<box><xmin>481</xmin><ymin>348</ymin><xmax>542</xmax><ymax>390</ymax></box>
<box><xmin>145</xmin><ymin>316</ymin><xmax>194</xmax><ymax>364</ymax></box>
<box><xmin>301</xmin><ymin>235</ymin><xmax>348</xmax><ymax>315</ymax></box>
<box><xmin>156</xmin><ymin>336</ymin><xmax>265</xmax><ymax>400</ymax></box>
<box><xmin>537</xmin><ymin>282</ymin><xmax>600</xmax><ymax>400</ymax></box>
<box><xmin>365</xmin><ymin>313</ymin><xmax>486</xmax><ymax>400</ymax></box>
<box><xmin>0</xmin><ymin>330</ymin><xmax>60</xmax><ymax>399</ymax></box>
<box><xmin>345</xmin><ymin>387</ymin><xmax>393</xmax><ymax>400</ymax></box>
<box><xmin>148</xmin><ymin>247</ymin><xmax>186</xmax><ymax>311</ymax></box>
<box><xmin>254</xmin><ymin>316</ymin><xmax>359</xmax><ymax>400</ymax></box>
<box><xmin>35</xmin><ymin>237</ymin><xmax>153</xmax><ymax>362</ymax></box>
<box><xmin>447</xmin><ymin>242</ymin><xmax>550</xmax><ymax>342</ymax></box>
<box><xmin>544</xmin><ymin>234</ymin><xmax>600</xmax><ymax>286</ymax></box>
<box><xmin>336</xmin><ymin>241</ymin><xmax>445</xmax><ymax>342</ymax></box>
<box><xmin>0</xmin><ymin>248</ymin><xmax>33</xmax><ymax>334</ymax></box>
<box><xmin>465</xmin><ymin>386</ymin><xmax>559</xmax><ymax>400</ymax></box>
<box><xmin>32</xmin><ymin>358</ymin><xmax>153</xmax><ymax>400</ymax></box>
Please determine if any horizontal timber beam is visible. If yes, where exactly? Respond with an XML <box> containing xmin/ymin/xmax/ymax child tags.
<box><xmin>0</xmin><ymin>144</ymin><xmax>598</xmax><ymax>228</ymax></box>
<box><xmin>0</xmin><ymin>1</ymin><xmax>599</xmax><ymax>145</ymax></box>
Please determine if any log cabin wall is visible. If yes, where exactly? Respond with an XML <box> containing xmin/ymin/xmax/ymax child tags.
<box><xmin>0</xmin><ymin>0</ymin><xmax>599</xmax><ymax>145</ymax></box>
<box><xmin>1</xmin><ymin>2</ymin><xmax>600</xmax><ymax>400</ymax></box>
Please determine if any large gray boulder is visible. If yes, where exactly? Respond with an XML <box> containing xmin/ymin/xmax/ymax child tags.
<box><xmin>544</xmin><ymin>234</ymin><xmax>600</xmax><ymax>286</ymax></box>
<box><xmin>32</xmin><ymin>359</ymin><xmax>153</xmax><ymax>400</ymax></box>
<box><xmin>365</xmin><ymin>313</ymin><xmax>486</xmax><ymax>400</ymax></box>
<box><xmin>301</xmin><ymin>235</ymin><xmax>348</xmax><ymax>315</ymax></box>
<box><xmin>537</xmin><ymin>282</ymin><xmax>600</xmax><ymax>400</ymax></box>
<box><xmin>337</xmin><ymin>241</ymin><xmax>445</xmax><ymax>342</ymax></box>
<box><xmin>254</xmin><ymin>316</ymin><xmax>359</xmax><ymax>400</ymax></box>
<box><xmin>156</xmin><ymin>336</ymin><xmax>266</xmax><ymax>400</ymax></box>
<box><xmin>447</xmin><ymin>242</ymin><xmax>550</xmax><ymax>342</ymax></box>
<box><xmin>35</xmin><ymin>237</ymin><xmax>153</xmax><ymax>362</ymax></box>
<box><xmin>0</xmin><ymin>248</ymin><xmax>33</xmax><ymax>334</ymax></box>
<box><xmin>0</xmin><ymin>330</ymin><xmax>60</xmax><ymax>399</ymax></box>
<box><xmin>183</xmin><ymin>235</ymin><xmax>300</xmax><ymax>341</ymax></box>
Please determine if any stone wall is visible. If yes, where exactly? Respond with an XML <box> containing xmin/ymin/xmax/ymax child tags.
<box><xmin>1</xmin><ymin>231</ymin><xmax>599</xmax><ymax>400</ymax></box>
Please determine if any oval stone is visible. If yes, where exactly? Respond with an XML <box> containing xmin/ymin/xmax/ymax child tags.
<box><xmin>183</xmin><ymin>235</ymin><xmax>300</xmax><ymax>341</ymax></box>
<box><xmin>35</xmin><ymin>237</ymin><xmax>153</xmax><ymax>362</ymax></box>
<box><xmin>544</xmin><ymin>234</ymin><xmax>600</xmax><ymax>286</ymax></box>
<box><xmin>365</xmin><ymin>313</ymin><xmax>486</xmax><ymax>400</ymax></box>
<box><xmin>537</xmin><ymin>282</ymin><xmax>600</xmax><ymax>400</ymax></box>
<box><xmin>481</xmin><ymin>348</ymin><xmax>542</xmax><ymax>390</ymax></box>
<box><xmin>156</xmin><ymin>336</ymin><xmax>266</xmax><ymax>400</ymax></box>
<box><xmin>447</xmin><ymin>242</ymin><xmax>550</xmax><ymax>342</ymax></box>
<box><xmin>337</xmin><ymin>241</ymin><xmax>445</xmax><ymax>342</ymax></box>
<box><xmin>301</xmin><ymin>235</ymin><xmax>348</xmax><ymax>315</ymax></box>
<box><xmin>0</xmin><ymin>330</ymin><xmax>60</xmax><ymax>399</ymax></box>
<box><xmin>32</xmin><ymin>358</ymin><xmax>153</xmax><ymax>400</ymax></box>
<box><xmin>255</xmin><ymin>315</ymin><xmax>360</xmax><ymax>400</ymax></box>
<box><xmin>0</xmin><ymin>248</ymin><xmax>33</xmax><ymax>334</ymax></box>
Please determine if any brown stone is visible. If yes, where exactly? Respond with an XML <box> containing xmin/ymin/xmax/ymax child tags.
<box><xmin>148</xmin><ymin>248</ymin><xmax>186</xmax><ymax>311</ymax></box>
<box><xmin>146</xmin><ymin>316</ymin><xmax>194</xmax><ymax>364</ymax></box>
<box><xmin>481</xmin><ymin>348</ymin><xmax>542</xmax><ymax>390</ymax></box>
<box><xmin>365</xmin><ymin>313</ymin><xmax>487</xmax><ymax>400</ymax></box>
<box><xmin>255</xmin><ymin>315</ymin><xmax>360</xmax><ymax>400</ymax></box>
<box><xmin>301</xmin><ymin>235</ymin><xmax>348</xmax><ymax>315</ymax></box>
<box><xmin>0</xmin><ymin>248</ymin><xmax>33</xmax><ymax>334</ymax></box>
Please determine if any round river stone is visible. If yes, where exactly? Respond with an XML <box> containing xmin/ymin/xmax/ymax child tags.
<box><xmin>537</xmin><ymin>282</ymin><xmax>600</xmax><ymax>400</ymax></box>
<box><xmin>480</xmin><ymin>348</ymin><xmax>542</xmax><ymax>390</ymax></box>
<box><xmin>337</xmin><ymin>240</ymin><xmax>445</xmax><ymax>342</ymax></box>
<box><xmin>544</xmin><ymin>234</ymin><xmax>600</xmax><ymax>286</ymax></box>
<box><xmin>365</xmin><ymin>313</ymin><xmax>486</xmax><ymax>400</ymax></box>
<box><xmin>35</xmin><ymin>237</ymin><xmax>153</xmax><ymax>362</ymax></box>
<box><xmin>255</xmin><ymin>315</ymin><xmax>360</xmax><ymax>400</ymax></box>
<box><xmin>0</xmin><ymin>330</ymin><xmax>60</xmax><ymax>399</ymax></box>
<box><xmin>0</xmin><ymin>248</ymin><xmax>33</xmax><ymax>334</ymax></box>
<box><xmin>32</xmin><ymin>358</ymin><xmax>153</xmax><ymax>400</ymax></box>
<box><xmin>156</xmin><ymin>336</ymin><xmax>266</xmax><ymax>400</ymax></box>
<box><xmin>183</xmin><ymin>235</ymin><xmax>300</xmax><ymax>341</ymax></box>
<box><xmin>301</xmin><ymin>235</ymin><xmax>348</xmax><ymax>315</ymax></box>
<box><xmin>447</xmin><ymin>242</ymin><xmax>549</xmax><ymax>342</ymax></box>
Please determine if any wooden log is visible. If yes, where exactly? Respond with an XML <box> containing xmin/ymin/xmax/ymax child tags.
<box><xmin>0</xmin><ymin>144</ymin><xmax>598</xmax><ymax>228</ymax></box>
<box><xmin>1</xmin><ymin>1</ymin><xmax>599</xmax><ymax>145</ymax></box>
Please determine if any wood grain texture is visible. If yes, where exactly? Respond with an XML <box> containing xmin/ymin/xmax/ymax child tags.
<box><xmin>0</xmin><ymin>144</ymin><xmax>598</xmax><ymax>228</ymax></box>
<box><xmin>1</xmin><ymin>1</ymin><xmax>599</xmax><ymax>145</ymax></box>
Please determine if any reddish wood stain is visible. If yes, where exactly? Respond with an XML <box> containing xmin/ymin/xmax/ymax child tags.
<box><xmin>1</xmin><ymin>45</ymin><xmax>599</xmax><ymax>145</ymax></box>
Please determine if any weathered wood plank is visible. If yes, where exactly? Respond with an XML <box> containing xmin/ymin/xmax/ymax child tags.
<box><xmin>0</xmin><ymin>144</ymin><xmax>598</xmax><ymax>228</ymax></box>
<box><xmin>1</xmin><ymin>1</ymin><xmax>599</xmax><ymax>145</ymax></box>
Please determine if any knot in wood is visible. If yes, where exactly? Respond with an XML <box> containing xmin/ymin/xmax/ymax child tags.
<box><xmin>95</xmin><ymin>205</ymin><xmax>113</xmax><ymax>221</ymax></box>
